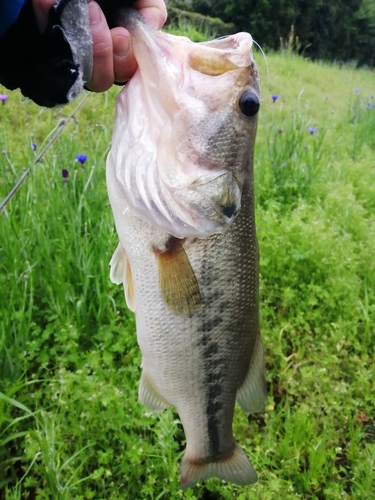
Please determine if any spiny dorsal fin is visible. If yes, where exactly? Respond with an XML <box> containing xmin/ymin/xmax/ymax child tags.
<box><xmin>154</xmin><ymin>237</ymin><xmax>201</xmax><ymax>317</ymax></box>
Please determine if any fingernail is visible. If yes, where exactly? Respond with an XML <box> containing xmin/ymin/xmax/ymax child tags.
<box><xmin>89</xmin><ymin>1</ymin><xmax>101</xmax><ymax>27</ymax></box>
<box><xmin>114</xmin><ymin>34</ymin><xmax>130</xmax><ymax>58</ymax></box>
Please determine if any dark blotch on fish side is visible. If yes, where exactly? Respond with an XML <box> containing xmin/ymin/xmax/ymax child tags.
<box><xmin>206</xmin><ymin>368</ymin><xmax>222</xmax><ymax>386</ymax></box>
<box><xmin>201</xmin><ymin>336</ymin><xmax>224</xmax><ymax>457</ymax></box>
<box><xmin>201</xmin><ymin>316</ymin><xmax>223</xmax><ymax>333</ymax></box>
<box><xmin>206</xmin><ymin>388</ymin><xmax>222</xmax><ymax>457</ymax></box>
<box><xmin>198</xmin><ymin>251</ymin><xmax>225</xmax><ymax>458</ymax></box>
<box><xmin>198</xmin><ymin>326</ymin><xmax>223</xmax><ymax>457</ymax></box>
<box><xmin>218</xmin><ymin>302</ymin><xmax>226</xmax><ymax>314</ymax></box>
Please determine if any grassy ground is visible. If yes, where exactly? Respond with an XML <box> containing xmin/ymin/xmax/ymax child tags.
<box><xmin>0</xmin><ymin>42</ymin><xmax>374</xmax><ymax>499</ymax></box>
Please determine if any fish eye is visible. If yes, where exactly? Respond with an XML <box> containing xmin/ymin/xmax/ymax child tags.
<box><xmin>238</xmin><ymin>91</ymin><xmax>260</xmax><ymax>118</ymax></box>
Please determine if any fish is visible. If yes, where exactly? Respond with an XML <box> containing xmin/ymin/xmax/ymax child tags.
<box><xmin>106</xmin><ymin>9</ymin><xmax>267</xmax><ymax>489</ymax></box>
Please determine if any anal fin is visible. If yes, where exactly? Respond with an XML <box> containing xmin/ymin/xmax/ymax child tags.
<box><xmin>236</xmin><ymin>333</ymin><xmax>267</xmax><ymax>413</ymax></box>
<box><xmin>139</xmin><ymin>370</ymin><xmax>169</xmax><ymax>413</ymax></box>
<box><xmin>180</xmin><ymin>442</ymin><xmax>258</xmax><ymax>490</ymax></box>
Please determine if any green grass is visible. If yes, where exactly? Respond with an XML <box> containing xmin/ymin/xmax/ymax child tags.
<box><xmin>0</xmin><ymin>45</ymin><xmax>374</xmax><ymax>499</ymax></box>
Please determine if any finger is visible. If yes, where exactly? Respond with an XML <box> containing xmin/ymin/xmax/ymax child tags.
<box><xmin>87</xmin><ymin>1</ymin><xmax>114</xmax><ymax>92</ymax></box>
<box><xmin>33</xmin><ymin>0</ymin><xmax>55</xmax><ymax>32</ymax></box>
<box><xmin>111</xmin><ymin>27</ymin><xmax>138</xmax><ymax>82</ymax></box>
<box><xmin>134</xmin><ymin>0</ymin><xmax>168</xmax><ymax>29</ymax></box>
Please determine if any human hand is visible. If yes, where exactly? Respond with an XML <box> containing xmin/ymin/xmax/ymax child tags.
<box><xmin>32</xmin><ymin>0</ymin><xmax>167</xmax><ymax>92</ymax></box>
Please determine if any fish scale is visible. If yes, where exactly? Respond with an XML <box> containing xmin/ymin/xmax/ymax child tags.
<box><xmin>107</xmin><ymin>8</ymin><xmax>266</xmax><ymax>489</ymax></box>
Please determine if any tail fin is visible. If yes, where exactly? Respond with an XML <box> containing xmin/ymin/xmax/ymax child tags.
<box><xmin>180</xmin><ymin>442</ymin><xmax>258</xmax><ymax>490</ymax></box>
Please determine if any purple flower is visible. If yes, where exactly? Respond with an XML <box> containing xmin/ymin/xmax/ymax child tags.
<box><xmin>366</xmin><ymin>104</ymin><xmax>371</xmax><ymax>110</ymax></box>
<box><xmin>62</xmin><ymin>169</ymin><xmax>69</xmax><ymax>180</ymax></box>
<box><xmin>308</xmin><ymin>127</ymin><xmax>318</xmax><ymax>135</ymax></box>
<box><xmin>76</xmin><ymin>154</ymin><xmax>87</xmax><ymax>165</ymax></box>
<box><xmin>31</xmin><ymin>143</ymin><xmax>37</xmax><ymax>151</ymax></box>
<box><xmin>354</xmin><ymin>89</ymin><xmax>360</xmax><ymax>93</ymax></box>
<box><xmin>271</xmin><ymin>94</ymin><xmax>278</xmax><ymax>102</ymax></box>
<box><xmin>0</xmin><ymin>94</ymin><xmax>8</xmax><ymax>105</ymax></box>
<box><xmin>371</xmin><ymin>96</ymin><xmax>374</xmax><ymax>99</ymax></box>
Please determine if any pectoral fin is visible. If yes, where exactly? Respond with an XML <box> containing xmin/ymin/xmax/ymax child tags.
<box><xmin>154</xmin><ymin>237</ymin><xmax>201</xmax><ymax>317</ymax></box>
<box><xmin>109</xmin><ymin>243</ymin><xmax>136</xmax><ymax>312</ymax></box>
<box><xmin>236</xmin><ymin>334</ymin><xmax>267</xmax><ymax>413</ymax></box>
<box><xmin>139</xmin><ymin>370</ymin><xmax>169</xmax><ymax>413</ymax></box>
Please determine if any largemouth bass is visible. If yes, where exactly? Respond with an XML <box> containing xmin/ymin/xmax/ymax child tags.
<box><xmin>106</xmin><ymin>9</ymin><xmax>267</xmax><ymax>489</ymax></box>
